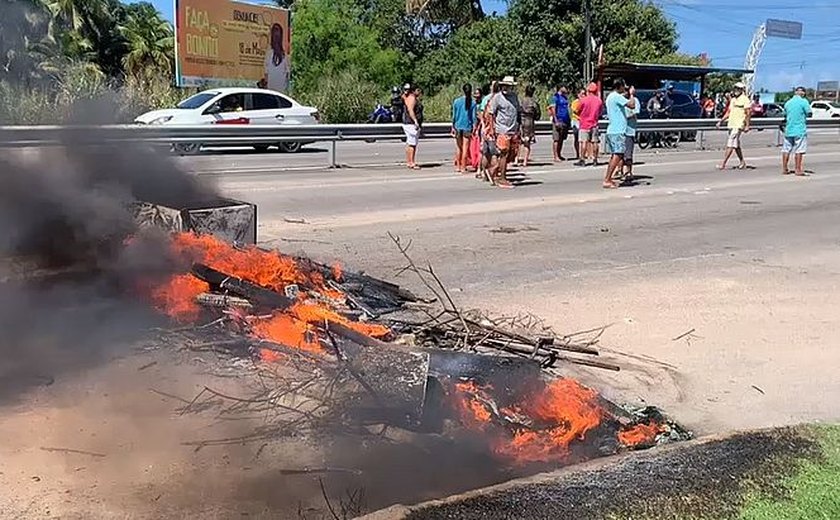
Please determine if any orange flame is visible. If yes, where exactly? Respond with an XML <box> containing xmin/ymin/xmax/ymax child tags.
<box><xmin>146</xmin><ymin>233</ymin><xmax>389</xmax><ymax>360</ymax></box>
<box><xmin>618</xmin><ymin>422</ymin><xmax>663</xmax><ymax>448</ymax></box>
<box><xmin>453</xmin><ymin>378</ymin><xmax>605</xmax><ymax>464</ymax></box>
<box><xmin>496</xmin><ymin>379</ymin><xmax>603</xmax><ymax>463</ymax></box>
<box><xmin>167</xmin><ymin>232</ymin><xmax>338</xmax><ymax>296</ymax></box>
<box><xmin>453</xmin><ymin>381</ymin><xmax>494</xmax><ymax>429</ymax></box>
<box><xmin>251</xmin><ymin>303</ymin><xmax>390</xmax><ymax>355</ymax></box>
<box><xmin>150</xmin><ymin>274</ymin><xmax>209</xmax><ymax>322</ymax></box>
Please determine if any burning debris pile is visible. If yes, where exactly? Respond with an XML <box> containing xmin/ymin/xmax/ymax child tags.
<box><xmin>141</xmin><ymin>231</ymin><xmax>689</xmax><ymax>465</ymax></box>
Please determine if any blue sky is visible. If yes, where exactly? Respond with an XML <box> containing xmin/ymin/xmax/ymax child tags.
<box><xmin>144</xmin><ymin>0</ymin><xmax>840</xmax><ymax>92</ymax></box>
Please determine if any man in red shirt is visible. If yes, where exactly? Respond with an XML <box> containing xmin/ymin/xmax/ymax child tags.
<box><xmin>576</xmin><ymin>82</ymin><xmax>603</xmax><ymax>166</ymax></box>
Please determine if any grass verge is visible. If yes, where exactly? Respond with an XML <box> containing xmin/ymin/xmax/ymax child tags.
<box><xmin>738</xmin><ymin>424</ymin><xmax>840</xmax><ymax>520</ymax></box>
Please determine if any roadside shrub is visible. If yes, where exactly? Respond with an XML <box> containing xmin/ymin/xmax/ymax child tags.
<box><xmin>0</xmin><ymin>82</ymin><xmax>55</xmax><ymax>125</ymax></box>
<box><xmin>117</xmin><ymin>74</ymin><xmax>187</xmax><ymax>120</ymax></box>
<box><xmin>294</xmin><ymin>71</ymin><xmax>380</xmax><ymax>124</ymax></box>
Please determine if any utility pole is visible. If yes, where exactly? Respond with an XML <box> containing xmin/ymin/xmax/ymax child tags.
<box><xmin>583</xmin><ymin>0</ymin><xmax>592</xmax><ymax>83</ymax></box>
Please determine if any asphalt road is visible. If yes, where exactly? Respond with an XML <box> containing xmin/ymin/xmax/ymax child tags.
<box><xmin>204</xmin><ymin>131</ymin><xmax>840</xmax><ymax>435</ymax></box>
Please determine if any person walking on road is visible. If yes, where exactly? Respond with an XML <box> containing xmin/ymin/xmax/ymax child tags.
<box><xmin>518</xmin><ymin>85</ymin><xmax>540</xmax><ymax>167</ymax></box>
<box><xmin>402</xmin><ymin>84</ymin><xmax>421</xmax><ymax>170</ymax></box>
<box><xmin>602</xmin><ymin>78</ymin><xmax>636</xmax><ymax>189</ymax></box>
<box><xmin>548</xmin><ymin>86</ymin><xmax>571</xmax><ymax>162</ymax></box>
<box><xmin>781</xmin><ymin>86</ymin><xmax>812</xmax><ymax>177</ymax></box>
<box><xmin>488</xmin><ymin>76</ymin><xmax>521</xmax><ymax>188</ymax></box>
<box><xmin>571</xmin><ymin>89</ymin><xmax>584</xmax><ymax>161</ymax></box>
<box><xmin>716</xmin><ymin>81</ymin><xmax>751</xmax><ymax>170</ymax></box>
<box><xmin>577</xmin><ymin>82</ymin><xmax>603</xmax><ymax>167</ymax></box>
<box><xmin>622</xmin><ymin>85</ymin><xmax>641</xmax><ymax>182</ymax></box>
<box><xmin>451</xmin><ymin>83</ymin><xmax>477</xmax><ymax>174</ymax></box>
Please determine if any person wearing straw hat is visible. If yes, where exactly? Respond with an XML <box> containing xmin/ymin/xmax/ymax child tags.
<box><xmin>487</xmin><ymin>75</ymin><xmax>521</xmax><ymax>188</ymax></box>
<box><xmin>716</xmin><ymin>81</ymin><xmax>751</xmax><ymax>170</ymax></box>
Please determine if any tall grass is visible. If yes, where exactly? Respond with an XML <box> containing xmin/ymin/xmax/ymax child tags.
<box><xmin>0</xmin><ymin>64</ymin><xmax>557</xmax><ymax>125</ymax></box>
<box><xmin>293</xmin><ymin>71</ymin><xmax>381</xmax><ymax>124</ymax></box>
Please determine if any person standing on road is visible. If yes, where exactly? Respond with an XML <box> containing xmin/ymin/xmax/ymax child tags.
<box><xmin>781</xmin><ymin>86</ymin><xmax>812</xmax><ymax>177</ymax></box>
<box><xmin>571</xmin><ymin>89</ymin><xmax>585</xmax><ymax>161</ymax></box>
<box><xmin>547</xmin><ymin>86</ymin><xmax>571</xmax><ymax>162</ymax></box>
<box><xmin>716</xmin><ymin>81</ymin><xmax>751</xmax><ymax>170</ymax></box>
<box><xmin>751</xmin><ymin>94</ymin><xmax>765</xmax><ymax>118</ymax></box>
<box><xmin>402</xmin><ymin>85</ymin><xmax>421</xmax><ymax>170</ymax></box>
<box><xmin>702</xmin><ymin>94</ymin><xmax>715</xmax><ymax>118</ymax></box>
<box><xmin>451</xmin><ymin>83</ymin><xmax>477</xmax><ymax>174</ymax></box>
<box><xmin>518</xmin><ymin>85</ymin><xmax>540</xmax><ymax>167</ymax></box>
<box><xmin>647</xmin><ymin>90</ymin><xmax>668</xmax><ymax>118</ymax></box>
<box><xmin>487</xmin><ymin>76</ymin><xmax>521</xmax><ymax>188</ymax></box>
<box><xmin>622</xmin><ymin>85</ymin><xmax>641</xmax><ymax>181</ymax></box>
<box><xmin>478</xmin><ymin>82</ymin><xmax>500</xmax><ymax>181</ymax></box>
<box><xmin>577</xmin><ymin>82</ymin><xmax>603</xmax><ymax>167</ymax></box>
<box><xmin>602</xmin><ymin>78</ymin><xmax>635</xmax><ymax>189</ymax></box>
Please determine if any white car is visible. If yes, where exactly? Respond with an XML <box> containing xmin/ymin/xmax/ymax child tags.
<box><xmin>134</xmin><ymin>87</ymin><xmax>320</xmax><ymax>153</ymax></box>
<box><xmin>810</xmin><ymin>100</ymin><xmax>840</xmax><ymax>119</ymax></box>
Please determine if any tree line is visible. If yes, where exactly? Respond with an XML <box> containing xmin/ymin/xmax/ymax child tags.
<box><xmin>0</xmin><ymin>0</ymin><xmax>703</xmax><ymax>123</ymax></box>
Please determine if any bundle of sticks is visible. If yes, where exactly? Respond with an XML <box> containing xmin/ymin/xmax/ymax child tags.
<box><xmin>389</xmin><ymin>309</ymin><xmax>620</xmax><ymax>372</ymax></box>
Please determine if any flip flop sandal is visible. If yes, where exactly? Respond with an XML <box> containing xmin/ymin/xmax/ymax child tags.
<box><xmin>602</xmin><ymin>183</ymin><xmax>618</xmax><ymax>189</ymax></box>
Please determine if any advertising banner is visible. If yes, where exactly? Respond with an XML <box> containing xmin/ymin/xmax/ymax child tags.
<box><xmin>175</xmin><ymin>0</ymin><xmax>290</xmax><ymax>90</ymax></box>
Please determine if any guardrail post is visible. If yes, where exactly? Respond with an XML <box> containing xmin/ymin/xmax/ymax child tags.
<box><xmin>699</xmin><ymin>130</ymin><xmax>706</xmax><ymax>150</ymax></box>
<box><xmin>328</xmin><ymin>139</ymin><xmax>337</xmax><ymax>169</ymax></box>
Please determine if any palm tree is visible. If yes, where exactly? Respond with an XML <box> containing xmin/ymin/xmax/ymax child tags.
<box><xmin>120</xmin><ymin>3</ymin><xmax>174</xmax><ymax>79</ymax></box>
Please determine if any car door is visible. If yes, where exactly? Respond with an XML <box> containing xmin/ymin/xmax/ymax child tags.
<box><xmin>246</xmin><ymin>92</ymin><xmax>287</xmax><ymax>125</ymax></box>
<box><xmin>811</xmin><ymin>102</ymin><xmax>829</xmax><ymax>119</ymax></box>
<box><xmin>199</xmin><ymin>93</ymin><xmax>250</xmax><ymax>124</ymax></box>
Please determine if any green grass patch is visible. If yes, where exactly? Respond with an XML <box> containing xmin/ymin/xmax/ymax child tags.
<box><xmin>739</xmin><ymin>424</ymin><xmax>840</xmax><ymax>520</ymax></box>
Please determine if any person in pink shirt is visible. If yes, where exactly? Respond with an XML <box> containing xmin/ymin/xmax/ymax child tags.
<box><xmin>576</xmin><ymin>82</ymin><xmax>604</xmax><ymax>167</ymax></box>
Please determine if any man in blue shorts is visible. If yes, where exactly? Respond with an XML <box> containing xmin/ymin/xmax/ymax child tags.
<box><xmin>602</xmin><ymin>78</ymin><xmax>636</xmax><ymax>188</ymax></box>
<box><xmin>782</xmin><ymin>86</ymin><xmax>812</xmax><ymax>177</ymax></box>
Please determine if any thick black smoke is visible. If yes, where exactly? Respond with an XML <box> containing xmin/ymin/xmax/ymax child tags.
<box><xmin>0</xmin><ymin>129</ymin><xmax>220</xmax><ymax>403</ymax></box>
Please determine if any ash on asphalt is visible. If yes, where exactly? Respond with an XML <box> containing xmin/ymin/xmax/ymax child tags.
<box><xmin>367</xmin><ymin>426</ymin><xmax>820</xmax><ymax>520</ymax></box>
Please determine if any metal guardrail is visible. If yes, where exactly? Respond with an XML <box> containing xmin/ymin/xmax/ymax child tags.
<box><xmin>1</xmin><ymin>118</ymin><xmax>837</xmax><ymax>167</ymax></box>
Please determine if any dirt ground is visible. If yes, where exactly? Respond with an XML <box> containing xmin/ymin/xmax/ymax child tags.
<box><xmin>482</xmin><ymin>248</ymin><xmax>840</xmax><ymax>436</ymax></box>
<box><xmin>1</xmin><ymin>250</ymin><xmax>839</xmax><ymax>518</ymax></box>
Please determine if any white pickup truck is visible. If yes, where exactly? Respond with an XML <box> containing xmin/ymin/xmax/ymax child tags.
<box><xmin>810</xmin><ymin>100</ymin><xmax>840</xmax><ymax>119</ymax></box>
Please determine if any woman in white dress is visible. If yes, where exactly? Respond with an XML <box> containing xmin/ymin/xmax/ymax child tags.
<box><xmin>263</xmin><ymin>23</ymin><xmax>289</xmax><ymax>92</ymax></box>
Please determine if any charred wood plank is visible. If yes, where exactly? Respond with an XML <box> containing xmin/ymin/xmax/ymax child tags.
<box><xmin>191</xmin><ymin>263</ymin><xmax>294</xmax><ymax>310</ymax></box>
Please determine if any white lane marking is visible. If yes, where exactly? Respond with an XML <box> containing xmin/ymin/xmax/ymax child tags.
<box><xmin>219</xmin><ymin>150</ymin><xmax>840</xmax><ymax>192</ymax></box>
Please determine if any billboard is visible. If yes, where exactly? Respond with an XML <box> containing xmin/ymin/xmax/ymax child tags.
<box><xmin>765</xmin><ymin>19</ymin><xmax>803</xmax><ymax>40</ymax></box>
<box><xmin>175</xmin><ymin>0</ymin><xmax>290</xmax><ymax>90</ymax></box>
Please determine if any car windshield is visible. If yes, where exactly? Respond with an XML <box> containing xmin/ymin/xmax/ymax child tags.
<box><xmin>176</xmin><ymin>92</ymin><xmax>218</xmax><ymax>109</ymax></box>
<box><xmin>831</xmin><ymin>102</ymin><xmax>840</xmax><ymax>109</ymax></box>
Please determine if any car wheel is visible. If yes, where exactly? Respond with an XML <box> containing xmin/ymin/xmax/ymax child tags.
<box><xmin>279</xmin><ymin>142</ymin><xmax>302</xmax><ymax>153</ymax></box>
<box><xmin>253</xmin><ymin>144</ymin><xmax>270</xmax><ymax>152</ymax></box>
<box><xmin>173</xmin><ymin>143</ymin><xmax>200</xmax><ymax>155</ymax></box>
